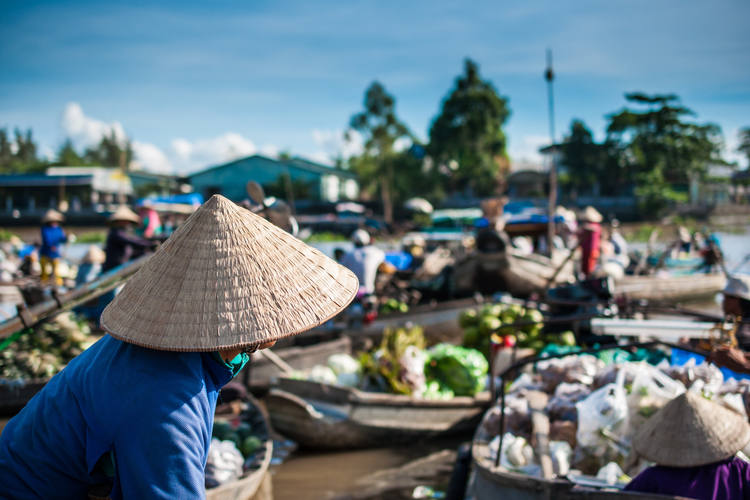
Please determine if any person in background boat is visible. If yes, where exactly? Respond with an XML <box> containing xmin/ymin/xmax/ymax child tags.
<box><xmin>598</xmin><ymin>219</ymin><xmax>630</xmax><ymax>279</ymax></box>
<box><xmin>340</xmin><ymin>229</ymin><xmax>387</xmax><ymax>296</ymax></box>
<box><xmin>136</xmin><ymin>201</ymin><xmax>163</xmax><ymax>238</ymax></box>
<box><xmin>624</xmin><ymin>391</ymin><xmax>750</xmax><ymax>499</ymax></box>
<box><xmin>404</xmin><ymin>235</ymin><xmax>427</xmax><ymax>272</ymax></box>
<box><xmin>39</xmin><ymin>209</ymin><xmax>68</xmax><ymax>286</ymax></box>
<box><xmin>698</xmin><ymin>233</ymin><xmax>723</xmax><ymax>273</ymax></box>
<box><xmin>75</xmin><ymin>245</ymin><xmax>106</xmax><ymax>286</ymax></box>
<box><xmin>333</xmin><ymin>247</ymin><xmax>346</xmax><ymax>263</ymax></box>
<box><xmin>578</xmin><ymin>206</ymin><xmax>602</xmax><ymax>278</ymax></box>
<box><xmin>0</xmin><ymin>194</ymin><xmax>358</xmax><ymax>500</ymax></box>
<box><xmin>103</xmin><ymin>206</ymin><xmax>157</xmax><ymax>273</ymax></box>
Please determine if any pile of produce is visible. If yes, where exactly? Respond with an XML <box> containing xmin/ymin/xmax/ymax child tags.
<box><xmin>460</xmin><ymin>302</ymin><xmax>572</xmax><ymax>358</ymax></box>
<box><xmin>379</xmin><ymin>298</ymin><xmax>410</xmax><ymax>314</ymax></box>
<box><xmin>299</xmin><ymin>325</ymin><xmax>488</xmax><ymax>399</ymax></box>
<box><xmin>476</xmin><ymin>350</ymin><xmax>750</xmax><ymax>483</ymax></box>
<box><xmin>206</xmin><ymin>413</ymin><xmax>267</xmax><ymax>488</ymax></box>
<box><xmin>0</xmin><ymin>313</ymin><xmax>99</xmax><ymax>380</ymax></box>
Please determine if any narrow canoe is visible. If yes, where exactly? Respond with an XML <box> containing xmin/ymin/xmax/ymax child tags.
<box><xmin>264</xmin><ymin>377</ymin><xmax>490</xmax><ymax>450</ymax></box>
<box><xmin>614</xmin><ymin>273</ymin><xmax>725</xmax><ymax>303</ymax></box>
<box><xmin>470</xmin><ymin>442</ymin><xmax>690</xmax><ymax>500</ymax></box>
<box><xmin>206</xmin><ymin>396</ymin><xmax>274</xmax><ymax>500</ymax></box>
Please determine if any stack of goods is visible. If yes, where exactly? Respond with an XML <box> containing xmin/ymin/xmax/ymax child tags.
<box><xmin>0</xmin><ymin>313</ymin><xmax>99</xmax><ymax>380</ymax></box>
<box><xmin>475</xmin><ymin>351</ymin><xmax>750</xmax><ymax>484</ymax></box>
<box><xmin>299</xmin><ymin>325</ymin><xmax>488</xmax><ymax>399</ymax></box>
<box><xmin>379</xmin><ymin>298</ymin><xmax>410</xmax><ymax>314</ymax></box>
<box><xmin>205</xmin><ymin>415</ymin><xmax>266</xmax><ymax>488</ymax></box>
<box><xmin>459</xmin><ymin>302</ymin><xmax>572</xmax><ymax>358</ymax></box>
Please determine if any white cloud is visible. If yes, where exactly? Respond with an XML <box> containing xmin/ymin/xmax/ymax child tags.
<box><xmin>131</xmin><ymin>141</ymin><xmax>173</xmax><ymax>174</ymax></box>
<box><xmin>61</xmin><ymin>102</ymin><xmax>127</xmax><ymax>148</ymax></box>
<box><xmin>57</xmin><ymin>103</ymin><xmax>289</xmax><ymax>174</ymax></box>
<box><xmin>724</xmin><ymin>128</ymin><xmax>746</xmax><ymax>169</ymax></box>
<box><xmin>311</xmin><ymin>128</ymin><xmax>364</xmax><ymax>164</ymax></box>
<box><xmin>170</xmin><ymin>132</ymin><xmax>257</xmax><ymax>173</ymax></box>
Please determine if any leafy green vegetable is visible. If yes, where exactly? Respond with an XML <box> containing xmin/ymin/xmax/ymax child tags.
<box><xmin>424</xmin><ymin>343</ymin><xmax>488</xmax><ymax>396</ymax></box>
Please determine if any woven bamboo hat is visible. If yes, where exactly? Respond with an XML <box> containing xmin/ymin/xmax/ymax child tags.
<box><xmin>633</xmin><ymin>391</ymin><xmax>750</xmax><ymax>467</ymax></box>
<box><xmin>581</xmin><ymin>206</ymin><xmax>603</xmax><ymax>223</ymax></box>
<box><xmin>100</xmin><ymin>194</ymin><xmax>358</xmax><ymax>352</ymax></box>
<box><xmin>42</xmin><ymin>209</ymin><xmax>64</xmax><ymax>224</ymax></box>
<box><xmin>82</xmin><ymin>245</ymin><xmax>106</xmax><ymax>264</ymax></box>
<box><xmin>108</xmin><ymin>206</ymin><xmax>141</xmax><ymax>224</ymax></box>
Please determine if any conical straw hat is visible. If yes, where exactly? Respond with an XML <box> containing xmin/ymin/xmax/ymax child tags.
<box><xmin>108</xmin><ymin>206</ymin><xmax>141</xmax><ymax>224</ymax></box>
<box><xmin>633</xmin><ymin>391</ymin><xmax>750</xmax><ymax>467</ymax></box>
<box><xmin>42</xmin><ymin>209</ymin><xmax>64</xmax><ymax>223</ymax></box>
<box><xmin>100</xmin><ymin>194</ymin><xmax>358</xmax><ymax>352</ymax></box>
<box><xmin>82</xmin><ymin>245</ymin><xmax>106</xmax><ymax>264</ymax></box>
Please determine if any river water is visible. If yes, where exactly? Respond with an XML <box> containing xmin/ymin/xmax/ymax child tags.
<box><xmin>1</xmin><ymin>225</ymin><xmax>749</xmax><ymax>499</ymax></box>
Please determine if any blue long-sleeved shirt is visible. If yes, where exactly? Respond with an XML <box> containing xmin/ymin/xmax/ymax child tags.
<box><xmin>0</xmin><ymin>335</ymin><xmax>234</xmax><ymax>499</ymax></box>
<box><xmin>40</xmin><ymin>225</ymin><xmax>67</xmax><ymax>259</ymax></box>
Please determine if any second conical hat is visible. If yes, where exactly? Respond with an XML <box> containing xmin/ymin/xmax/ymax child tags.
<box><xmin>108</xmin><ymin>206</ymin><xmax>141</xmax><ymax>224</ymax></box>
<box><xmin>42</xmin><ymin>209</ymin><xmax>64</xmax><ymax>223</ymax></box>
<box><xmin>101</xmin><ymin>194</ymin><xmax>358</xmax><ymax>352</ymax></box>
<box><xmin>633</xmin><ymin>391</ymin><xmax>750</xmax><ymax>467</ymax></box>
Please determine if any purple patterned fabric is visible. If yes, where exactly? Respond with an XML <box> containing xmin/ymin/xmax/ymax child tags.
<box><xmin>624</xmin><ymin>457</ymin><xmax>750</xmax><ymax>500</ymax></box>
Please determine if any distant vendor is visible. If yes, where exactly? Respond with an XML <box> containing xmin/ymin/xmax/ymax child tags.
<box><xmin>341</xmin><ymin>229</ymin><xmax>386</xmax><ymax>295</ymax></box>
<box><xmin>103</xmin><ymin>206</ymin><xmax>157</xmax><ymax>272</ymax></box>
<box><xmin>625</xmin><ymin>391</ymin><xmax>750</xmax><ymax>499</ymax></box>
<box><xmin>39</xmin><ymin>209</ymin><xmax>68</xmax><ymax>286</ymax></box>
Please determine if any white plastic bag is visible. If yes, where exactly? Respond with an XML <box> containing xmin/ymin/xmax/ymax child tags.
<box><xmin>308</xmin><ymin>365</ymin><xmax>338</xmax><ymax>384</ymax></box>
<box><xmin>550</xmin><ymin>440</ymin><xmax>572</xmax><ymax>476</ymax></box>
<box><xmin>575</xmin><ymin>371</ymin><xmax>628</xmax><ymax>450</ymax></box>
<box><xmin>205</xmin><ymin>438</ymin><xmax>244</xmax><ymax>487</ymax></box>
<box><xmin>328</xmin><ymin>353</ymin><xmax>360</xmax><ymax>376</ymax></box>
<box><xmin>596</xmin><ymin>462</ymin><xmax>626</xmax><ymax>485</ymax></box>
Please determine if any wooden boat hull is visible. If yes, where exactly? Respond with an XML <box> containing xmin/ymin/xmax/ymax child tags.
<box><xmin>615</xmin><ymin>273</ymin><xmax>725</xmax><ymax>303</ymax></box>
<box><xmin>206</xmin><ymin>397</ymin><xmax>274</xmax><ymax>500</ymax></box>
<box><xmin>470</xmin><ymin>442</ymin><xmax>688</xmax><ymax>500</ymax></box>
<box><xmin>0</xmin><ymin>379</ymin><xmax>47</xmax><ymax>416</ymax></box>
<box><xmin>453</xmin><ymin>250</ymin><xmax>574</xmax><ymax>298</ymax></box>
<box><xmin>265</xmin><ymin>378</ymin><xmax>490</xmax><ymax>450</ymax></box>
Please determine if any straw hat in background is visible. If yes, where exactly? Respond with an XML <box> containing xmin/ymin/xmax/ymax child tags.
<box><xmin>580</xmin><ymin>206</ymin><xmax>603</xmax><ymax>224</ymax></box>
<box><xmin>82</xmin><ymin>245</ymin><xmax>106</xmax><ymax>265</ymax></box>
<box><xmin>101</xmin><ymin>194</ymin><xmax>359</xmax><ymax>352</ymax></box>
<box><xmin>723</xmin><ymin>275</ymin><xmax>750</xmax><ymax>302</ymax></box>
<box><xmin>633</xmin><ymin>391</ymin><xmax>750</xmax><ymax>467</ymax></box>
<box><xmin>108</xmin><ymin>206</ymin><xmax>141</xmax><ymax>224</ymax></box>
<box><xmin>41</xmin><ymin>209</ymin><xmax>64</xmax><ymax>224</ymax></box>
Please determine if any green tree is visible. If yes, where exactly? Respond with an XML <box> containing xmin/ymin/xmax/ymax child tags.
<box><xmin>0</xmin><ymin>127</ymin><xmax>46</xmax><ymax>173</ymax></box>
<box><xmin>606</xmin><ymin>92</ymin><xmax>723</xmax><ymax>214</ymax></box>
<box><xmin>559</xmin><ymin>120</ymin><xmax>606</xmax><ymax>198</ymax></box>
<box><xmin>348</xmin><ymin>81</ymin><xmax>412</xmax><ymax>224</ymax></box>
<box><xmin>55</xmin><ymin>139</ymin><xmax>87</xmax><ymax>166</ymax></box>
<box><xmin>737</xmin><ymin>127</ymin><xmax>750</xmax><ymax>168</ymax></box>
<box><xmin>428</xmin><ymin>59</ymin><xmax>511</xmax><ymax>197</ymax></box>
<box><xmin>84</xmin><ymin>131</ymin><xmax>133</xmax><ymax>169</ymax></box>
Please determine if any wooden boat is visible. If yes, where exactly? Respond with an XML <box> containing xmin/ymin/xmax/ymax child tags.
<box><xmin>453</xmin><ymin>249</ymin><xmax>574</xmax><ymax>298</ymax></box>
<box><xmin>470</xmin><ymin>442</ymin><xmax>687</xmax><ymax>500</ymax></box>
<box><xmin>264</xmin><ymin>377</ymin><xmax>490</xmax><ymax>450</ymax></box>
<box><xmin>206</xmin><ymin>396</ymin><xmax>274</xmax><ymax>500</ymax></box>
<box><xmin>0</xmin><ymin>378</ymin><xmax>48</xmax><ymax>416</ymax></box>
<box><xmin>614</xmin><ymin>272</ymin><xmax>725</xmax><ymax>303</ymax></box>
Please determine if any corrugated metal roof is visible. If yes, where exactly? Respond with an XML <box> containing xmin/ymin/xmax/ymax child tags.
<box><xmin>187</xmin><ymin>154</ymin><xmax>357</xmax><ymax>180</ymax></box>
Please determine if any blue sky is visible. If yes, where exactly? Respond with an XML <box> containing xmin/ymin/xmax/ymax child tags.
<box><xmin>1</xmin><ymin>0</ymin><xmax>749</xmax><ymax>173</ymax></box>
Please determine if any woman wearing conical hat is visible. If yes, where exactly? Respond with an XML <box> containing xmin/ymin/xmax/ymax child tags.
<box><xmin>0</xmin><ymin>195</ymin><xmax>359</xmax><ymax>499</ymax></box>
<box><xmin>624</xmin><ymin>391</ymin><xmax>750</xmax><ymax>499</ymax></box>
<box><xmin>39</xmin><ymin>208</ymin><xmax>68</xmax><ymax>286</ymax></box>
<box><xmin>103</xmin><ymin>205</ymin><xmax>156</xmax><ymax>272</ymax></box>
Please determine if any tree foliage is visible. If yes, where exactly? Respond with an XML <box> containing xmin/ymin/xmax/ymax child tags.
<box><xmin>738</xmin><ymin>127</ymin><xmax>750</xmax><ymax>168</ymax></box>
<box><xmin>348</xmin><ymin>81</ymin><xmax>413</xmax><ymax>223</ymax></box>
<box><xmin>559</xmin><ymin>120</ymin><xmax>605</xmax><ymax>197</ymax></box>
<box><xmin>0</xmin><ymin>128</ymin><xmax>46</xmax><ymax>173</ymax></box>
<box><xmin>83</xmin><ymin>131</ymin><xmax>133</xmax><ymax>168</ymax></box>
<box><xmin>428</xmin><ymin>59</ymin><xmax>511</xmax><ymax>196</ymax></box>
<box><xmin>605</xmin><ymin>92</ymin><xmax>722</xmax><ymax>214</ymax></box>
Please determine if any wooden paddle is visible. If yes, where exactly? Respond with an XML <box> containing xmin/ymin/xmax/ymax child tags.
<box><xmin>258</xmin><ymin>348</ymin><xmax>296</xmax><ymax>376</ymax></box>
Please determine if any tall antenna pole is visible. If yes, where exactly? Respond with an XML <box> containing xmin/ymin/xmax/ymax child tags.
<box><xmin>545</xmin><ymin>49</ymin><xmax>557</xmax><ymax>258</ymax></box>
